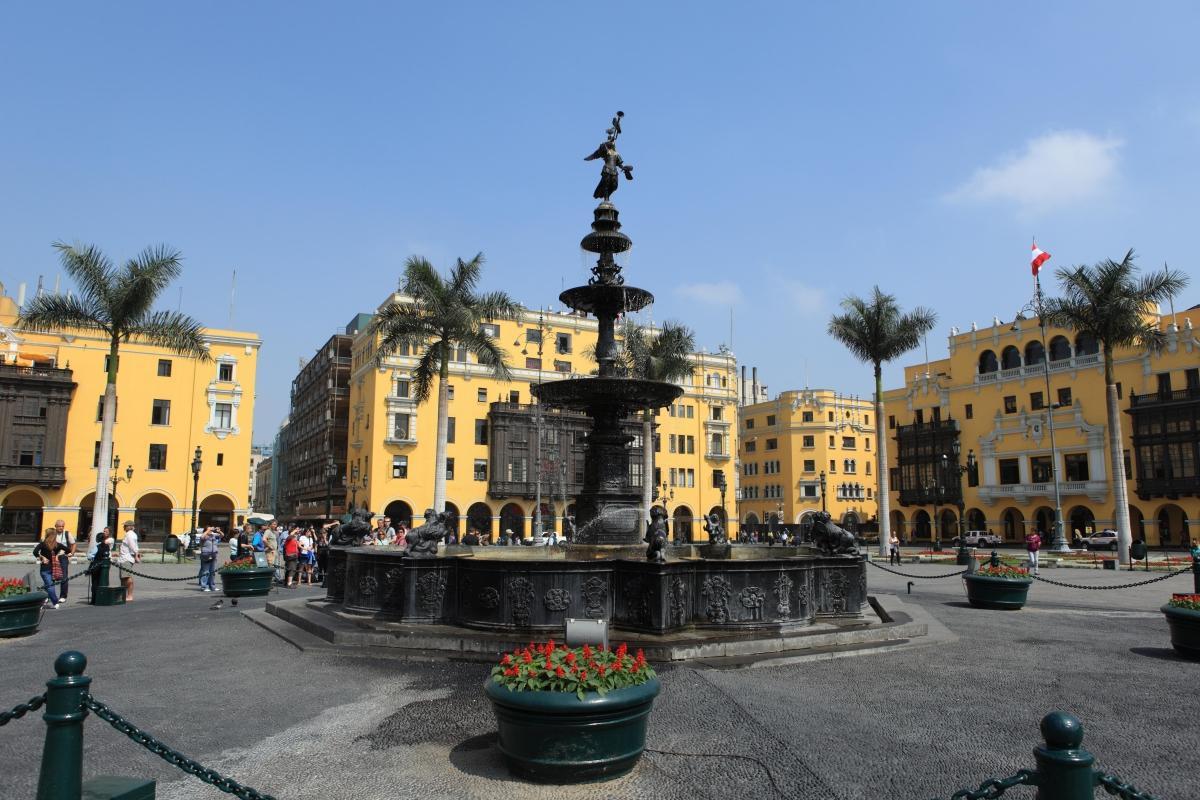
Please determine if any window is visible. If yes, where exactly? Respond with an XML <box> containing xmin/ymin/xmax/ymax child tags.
<box><xmin>474</xmin><ymin>459</ymin><xmax>487</xmax><ymax>481</ymax></box>
<box><xmin>13</xmin><ymin>436</ymin><xmax>43</xmax><ymax>466</ymax></box>
<box><xmin>803</xmin><ymin>459</ymin><xmax>815</xmax><ymax>472</ymax></box>
<box><xmin>765</xmin><ymin>438</ymin><xmax>778</xmax><ymax>450</ymax></box>
<box><xmin>766</xmin><ymin>415</ymin><xmax>776</xmax><ymax>426</ymax></box>
<box><xmin>554</xmin><ymin>360</ymin><xmax>571</xmax><ymax>373</ymax></box>
<box><xmin>446</xmin><ymin>458</ymin><xmax>454</xmax><ymax>480</ymax></box>
<box><xmin>214</xmin><ymin>403</ymin><xmax>233</xmax><ymax>429</ymax></box>
<box><xmin>802</xmin><ymin>411</ymin><xmax>813</xmax><ymax>422</ymax></box>
<box><xmin>157</xmin><ymin>359</ymin><xmax>172</xmax><ymax>377</ymax></box>
<box><xmin>447</xmin><ymin>385</ymin><xmax>455</xmax><ymax>400</ymax></box>
<box><xmin>842</xmin><ymin>436</ymin><xmax>855</xmax><ymax>449</ymax></box>
<box><xmin>803</xmin><ymin>485</ymin><xmax>817</xmax><ymax>498</ymax></box>
<box><xmin>1003</xmin><ymin>396</ymin><xmax>1017</xmax><ymax>414</ymax></box>
<box><xmin>392</xmin><ymin>456</ymin><xmax>408</xmax><ymax>479</ymax></box>
<box><xmin>965</xmin><ymin>404</ymin><xmax>973</xmax><ymax>420</ymax></box>
<box><xmin>148</xmin><ymin>444</ymin><xmax>168</xmax><ymax>471</ymax></box>
<box><xmin>829</xmin><ymin>460</ymin><xmax>836</xmax><ymax>473</ymax></box>
<box><xmin>744</xmin><ymin>440</ymin><xmax>756</xmax><ymax>453</ymax></box>
<box><xmin>828</xmin><ymin>411</ymin><xmax>834</xmax><ymax>422</ymax></box>
<box><xmin>103</xmin><ymin>355</ymin><xmax>112</xmax><ymax>373</ymax></box>
<box><xmin>745</xmin><ymin>418</ymin><xmax>755</xmax><ymax>429</ymax></box>
<box><xmin>1030</xmin><ymin>455</ymin><xmax>1052</xmax><ymax>483</ymax></box>
<box><xmin>95</xmin><ymin>396</ymin><xmax>118</xmax><ymax>422</ymax></box>
<box><xmin>480</xmin><ymin>323</ymin><xmax>499</xmax><ymax>338</ymax></box>
<box><xmin>686</xmin><ymin>435</ymin><xmax>695</xmax><ymax>454</ymax></box>
<box><xmin>218</xmin><ymin>362</ymin><xmax>234</xmax><ymax>382</ymax></box>
<box><xmin>525</xmin><ymin>357</ymin><xmax>542</xmax><ymax>370</ymax></box>
<box><xmin>393</xmin><ymin>413</ymin><xmax>411</xmax><ymax>440</ymax></box>
<box><xmin>477</xmin><ymin>388</ymin><xmax>488</xmax><ymax>402</ymax></box>
<box><xmin>802</xmin><ymin>435</ymin><xmax>814</xmax><ymax>447</ymax></box>
<box><xmin>93</xmin><ymin>441</ymin><xmax>101</xmax><ymax>468</ymax></box>
<box><xmin>829</xmin><ymin>435</ymin><xmax>836</xmax><ymax>446</ymax></box>
<box><xmin>444</xmin><ymin>417</ymin><xmax>455</xmax><ymax>444</ymax></box>
<box><xmin>711</xmin><ymin>406</ymin><xmax>723</xmax><ymax>421</ymax></box>
<box><xmin>669</xmin><ymin>434</ymin><xmax>677</xmax><ymax>454</ymax></box>
<box><xmin>555</xmin><ymin>333</ymin><xmax>572</xmax><ymax>354</ymax></box>
<box><xmin>1030</xmin><ymin>392</ymin><xmax>1044</xmax><ymax>411</ymax></box>
<box><xmin>864</xmin><ymin>414</ymin><xmax>870</xmax><ymax>426</ymax></box>
<box><xmin>998</xmin><ymin>458</ymin><xmax>1020</xmax><ymax>485</ymax></box>
<box><xmin>914</xmin><ymin>409</ymin><xmax>923</xmax><ymax>424</ymax></box>
<box><xmin>866</xmin><ymin>462</ymin><xmax>871</xmax><ymax>475</ymax></box>
<box><xmin>888</xmin><ymin>415</ymin><xmax>896</xmax><ymax>429</ymax></box>
<box><xmin>151</xmin><ymin>400</ymin><xmax>170</xmax><ymax>425</ymax></box>
<box><xmin>1064</xmin><ymin>454</ymin><xmax>1089</xmax><ymax>481</ymax></box>
<box><xmin>509</xmin><ymin>390</ymin><xmax>519</xmax><ymax>404</ymax></box>
<box><xmin>525</xmin><ymin>328</ymin><xmax>542</xmax><ymax>344</ymax></box>
<box><xmin>216</xmin><ymin>453</ymin><xmax>224</xmax><ymax>466</ymax></box>
<box><xmin>395</xmin><ymin>379</ymin><xmax>411</xmax><ymax>398</ymax></box>
<box><xmin>931</xmin><ymin>406</ymin><xmax>941</xmax><ymax>423</ymax></box>
<box><xmin>450</xmin><ymin>345</ymin><xmax>469</xmax><ymax>363</ymax></box>
<box><xmin>686</xmin><ymin>405</ymin><xmax>694</xmax><ymax>419</ymax></box>
<box><xmin>475</xmin><ymin>419</ymin><xmax>488</xmax><ymax>445</ymax></box>
<box><xmin>1057</xmin><ymin>387</ymin><xmax>1072</xmax><ymax>407</ymax></box>
<box><xmin>865</xmin><ymin>437</ymin><xmax>871</xmax><ymax>451</ymax></box>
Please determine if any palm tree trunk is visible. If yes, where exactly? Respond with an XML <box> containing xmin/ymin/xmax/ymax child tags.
<box><xmin>642</xmin><ymin>408</ymin><xmax>654</xmax><ymax>528</ymax></box>
<box><xmin>874</xmin><ymin>364</ymin><xmax>891</xmax><ymax>558</ymax></box>
<box><xmin>92</xmin><ymin>338</ymin><xmax>119</xmax><ymax>537</ymax></box>
<box><xmin>433</xmin><ymin>353</ymin><xmax>450</xmax><ymax>514</ymax></box>
<box><xmin>1104</xmin><ymin>347</ymin><xmax>1133</xmax><ymax>564</ymax></box>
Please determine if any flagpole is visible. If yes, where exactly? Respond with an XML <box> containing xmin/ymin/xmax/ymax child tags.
<box><xmin>1033</xmin><ymin>267</ymin><xmax>1069</xmax><ymax>552</ymax></box>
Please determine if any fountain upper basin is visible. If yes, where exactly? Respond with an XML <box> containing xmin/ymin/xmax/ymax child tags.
<box><xmin>533</xmin><ymin>377</ymin><xmax>682</xmax><ymax>412</ymax></box>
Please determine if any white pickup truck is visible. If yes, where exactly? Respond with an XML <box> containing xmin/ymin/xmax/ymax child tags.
<box><xmin>955</xmin><ymin>530</ymin><xmax>1003</xmax><ymax>547</ymax></box>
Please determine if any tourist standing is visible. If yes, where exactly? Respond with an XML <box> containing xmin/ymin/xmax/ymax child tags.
<box><xmin>34</xmin><ymin>528</ymin><xmax>67</xmax><ymax>608</ymax></box>
<box><xmin>88</xmin><ymin>528</ymin><xmax>114</xmax><ymax>600</ymax></box>
<box><xmin>264</xmin><ymin>522</ymin><xmax>278</xmax><ymax>567</ymax></box>
<box><xmin>889</xmin><ymin>532</ymin><xmax>901</xmax><ymax>565</ymax></box>
<box><xmin>118</xmin><ymin>521</ymin><xmax>140</xmax><ymax>601</ymax></box>
<box><xmin>315</xmin><ymin>527</ymin><xmax>329</xmax><ymax>583</ymax></box>
<box><xmin>282</xmin><ymin>528</ymin><xmax>301</xmax><ymax>587</ymax></box>
<box><xmin>298</xmin><ymin>527</ymin><xmax>315</xmax><ymax>585</ymax></box>
<box><xmin>52</xmin><ymin>519</ymin><xmax>76</xmax><ymax>601</ymax></box>
<box><xmin>198</xmin><ymin>527</ymin><xmax>222</xmax><ymax>591</ymax></box>
<box><xmin>1025</xmin><ymin>529</ymin><xmax>1042</xmax><ymax>575</ymax></box>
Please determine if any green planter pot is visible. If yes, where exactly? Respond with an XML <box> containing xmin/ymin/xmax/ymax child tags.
<box><xmin>964</xmin><ymin>574</ymin><xmax>1032</xmax><ymax>610</ymax></box>
<box><xmin>1161</xmin><ymin>605</ymin><xmax>1200</xmax><ymax>659</ymax></box>
<box><xmin>484</xmin><ymin>676</ymin><xmax>660</xmax><ymax>783</ymax></box>
<box><xmin>0</xmin><ymin>591</ymin><xmax>48</xmax><ymax>638</ymax></box>
<box><xmin>219</xmin><ymin>568</ymin><xmax>274</xmax><ymax>598</ymax></box>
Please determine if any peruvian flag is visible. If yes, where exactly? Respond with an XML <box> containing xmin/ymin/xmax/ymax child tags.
<box><xmin>1031</xmin><ymin>242</ymin><xmax>1051</xmax><ymax>276</ymax></box>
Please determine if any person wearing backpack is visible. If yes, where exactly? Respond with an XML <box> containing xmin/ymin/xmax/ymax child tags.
<box><xmin>197</xmin><ymin>527</ymin><xmax>223</xmax><ymax>592</ymax></box>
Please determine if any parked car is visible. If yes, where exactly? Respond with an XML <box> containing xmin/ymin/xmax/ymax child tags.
<box><xmin>1083</xmin><ymin>530</ymin><xmax>1119</xmax><ymax>551</ymax></box>
<box><xmin>953</xmin><ymin>530</ymin><xmax>1003</xmax><ymax>547</ymax></box>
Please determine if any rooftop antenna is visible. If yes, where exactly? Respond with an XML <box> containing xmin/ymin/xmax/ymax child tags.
<box><xmin>53</xmin><ymin>274</ymin><xmax>61</xmax><ymax>294</ymax></box>
<box><xmin>729</xmin><ymin>306</ymin><xmax>734</xmax><ymax>355</ymax></box>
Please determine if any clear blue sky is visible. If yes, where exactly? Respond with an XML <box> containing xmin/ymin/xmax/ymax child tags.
<box><xmin>2</xmin><ymin>2</ymin><xmax>1198</xmax><ymax>440</ymax></box>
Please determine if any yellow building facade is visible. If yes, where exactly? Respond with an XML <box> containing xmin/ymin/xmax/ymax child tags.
<box><xmin>347</xmin><ymin>296</ymin><xmax>739</xmax><ymax>541</ymax></box>
<box><xmin>882</xmin><ymin>307</ymin><xmax>1199</xmax><ymax>546</ymax></box>
<box><xmin>0</xmin><ymin>290</ymin><xmax>261</xmax><ymax>540</ymax></box>
<box><xmin>737</xmin><ymin>389</ymin><xmax>879</xmax><ymax>533</ymax></box>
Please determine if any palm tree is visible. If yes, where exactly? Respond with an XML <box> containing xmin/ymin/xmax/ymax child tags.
<box><xmin>618</xmin><ymin>320</ymin><xmax>696</xmax><ymax>529</ymax></box>
<box><xmin>1041</xmin><ymin>251</ymin><xmax>1188</xmax><ymax>564</ymax></box>
<box><xmin>829</xmin><ymin>288</ymin><xmax>936</xmax><ymax>557</ymax></box>
<box><xmin>374</xmin><ymin>253</ymin><xmax>519</xmax><ymax>513</ymax></box>
<box><xmin>18</xmin><ymin>242</ymin><xmax>209</xmax><ymax>537</ymax></box>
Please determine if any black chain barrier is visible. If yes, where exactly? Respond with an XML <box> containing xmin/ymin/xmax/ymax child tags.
<box><xmin>0</xmin><ymin>694</ymin><xmax>46</xmax><ymax>727</ymax></box>
<box><xmin>82</xmin><ymin>694</ymin><xmax>276</xmax><ymax>800</ymax></box>
<box><xmin>1097</xmin><ymin>772</ymin><xmax>1160</xmax><ymax>799</ymax></box>
<box><xmin>111</xmin><ymin>562</ymin><xmax>206</xmax><ymax>582</ymax></box>
<box><xmin>1030</xmin><ymin>565</ymin><xmax>1192</xmax><ymax>591</ymax></box>
<box><xmin>867</xmin><ymin>560</ymin><xmax>968</xmax><ymax>579</ymax></box>
<box><xmin>930</xmin><ymin>769</ymin><xmax>1034</xmax><ymax>799</ymax></box>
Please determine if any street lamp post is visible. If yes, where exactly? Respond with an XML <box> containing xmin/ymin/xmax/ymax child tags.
<box><xmin>717</xmin><ymin>471</ymin><xmax>728</xmax><ymax>527</ymax></box>
<box><xmin>189</xmin><ymin>447</ymin><xmax>202</xmax><ymax>546</ymax></box>
<box><xmin>108</xmin><ymin>456</ymin><xmax>134</xmax><ymax>533</ymax></box>
<box><xmin>819</xmin><ymin>470</ymin><xmax>827</xmax><ymax>514</ymax></box>
<box><xmin>658</xmin><ymin>480</ymin><xmax>675</xmax><ymax>542</ymax></box>
<box><xmin>324</xmin><ymin>458</ymin><xmax>337</xmax><ymax>520</ymax></box>
<box><xmin>1014</xmin><ymin>285</ymin><xmax>1069</xmax><ymax>553</ymax></box>
<box><xmin>349</xmin><ymin>463</ymin><xmax>360</xmax><ymax>511</ymax></box>
<box><xmin>942</xmin><ymin>441</ymin><xmax>976</xmax><ymax>565</ymax></box>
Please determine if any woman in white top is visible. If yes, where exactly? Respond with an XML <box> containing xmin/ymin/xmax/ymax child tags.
<box><xmin>118</xmin><ymin>522</ymin><xmax>140</xmax><ymax>601</ymax></box>
<box><xmin>298</xmin><ymin>530</ymin><xmax>315</xmax><ymax>585</ymax></box>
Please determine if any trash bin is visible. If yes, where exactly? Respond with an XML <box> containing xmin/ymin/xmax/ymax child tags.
<box><xmin>162</xmin><ymin>535</ymin><xmax>181</xmax><ymax>563</ymax></box>
<box><xmin>1130</xmin><ymin>540</ymin><xmax>1147</xmax><ymax>561</ymax></box>
<box><xmin>932</xmin><ymin>539</ymin><xmax>942</xmax><ymax>553</ymax></box>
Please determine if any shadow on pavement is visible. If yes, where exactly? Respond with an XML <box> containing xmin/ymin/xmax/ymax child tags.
<box><xmin>1129</xmin><ymin>646</ymin><xmax>1190</xmax><ymax>662</ymax></box>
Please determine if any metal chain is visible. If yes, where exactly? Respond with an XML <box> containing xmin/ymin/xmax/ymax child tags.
<box><xmin>81</xmin><ymin>694</ymin><xmax>276</xmax><ymax>800</ymax></box>
<box><xmin>868</xmin><ymin>560</ymin><xmax>968</xmax><ymax>579</ymax></box>
<box><xmin>1030</xmin><ymin>565</ymin><xmax>1192</xmax><ymax>591</ymax></box>
<box><xmin>112</xmin><ymin>563</ymin><xmax>203</xmax><ymax>582</ymax></box>
<box><xmin>931</xmin><ymin>770</ymin><xmax>1034</xmax><ymax>799</ymax></box>
<box><xmin>1096</xmin><ymin>772</ymin><xmax>1160</xmax><ymax>799</ymax></box>
<box><xmin>44</xmin><ymin>565</ymin><xmax>97</xmax><ymax>588</ymax></box>
<box><xmin>0</xmin><ymin>694</ymin><xmax>46</xmax><ymax>726</ymax></box>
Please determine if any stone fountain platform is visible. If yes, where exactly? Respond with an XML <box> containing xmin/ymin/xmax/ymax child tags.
<box><xmin>250</xmin><ymin>592</ymin><xmax>935</xmax><ymax>665</ymax></box>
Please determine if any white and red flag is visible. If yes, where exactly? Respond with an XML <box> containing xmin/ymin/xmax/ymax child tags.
<box><xmin>1031</xmin><ymin>242</ymin><xmax>1051</xmax><ymax>276</ymax></box>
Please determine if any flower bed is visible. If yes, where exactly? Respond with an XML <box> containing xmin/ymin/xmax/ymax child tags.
<box><xmin>964</xmin><ymin>565</ymin><xmax>1032</xmax><ymax>610</ymax></box>
<box><xmin>0</xmin><ymin>578</ymin><xmax>47</xmax><ymax>638</ymax></box>
<box><xmin>218</xmin><ymin>558</ymin><xmax>273</xmax><ymax>597</ymax></box>
<box><xmin>486</xmin><ymin>641</ymin><xmax>660</xmax><ymax>783</ymax></box>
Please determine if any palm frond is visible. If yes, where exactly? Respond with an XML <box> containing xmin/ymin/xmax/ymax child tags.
<box><xmin>828</xmin><ymin>286</ymin><xmax>935</xmax><ymax>368</ymax></box>
<box><xmin>459</xmin><ymin>328</ymin><xmax>514</xmax><ymax>382</ymax></box>
<box><xmin>449</xmin><ymin>253</ymin><xmax>484</xmax><ymax>297</ymax></box>
<box><xmin>131</xmin><ymin>310</ymin><xmax>211</xmax><ymax>360</ymax></box>
<box><xmin>374</xmin><ymin>301</ymin><xmax>437</xmax><ymax>361</ymax></box>
<box><xmin>109</xmin><ymin>246</ymin><xmax>185</xmax><ymax>327</ymax></box>
<box><xmin>52</xmin><ymin>242</ymin><xmax>116</xmax><ymax>312</ymax></box>
<box><xmin>474</xmin><ymin>290</ymin><xmax>522</xmax><ymax>324</ymax></box>
<box><xmin>410</xmin><ymin>342</ymin><xmax>442</xmax><ymax>403</ymax></box>
<box><xmin>402</xmin><ymin>256</ymin><xmax>450</xmax><ymax>318</ymax></box>
<box><xmin>17</xmin><ymin>293</ymin><xmax>110</xmax><ymax>335</ymax></box>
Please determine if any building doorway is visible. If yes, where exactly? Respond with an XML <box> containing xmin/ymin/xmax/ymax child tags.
<box><xmin>135</xmin><ymin>492</ymin><xmax>174</xmax><ymax>541</ymax></box>
<box><xmin>0</xmin><ymin>490</ymin><xmax>44</xmax><ymax>540</ymax></box>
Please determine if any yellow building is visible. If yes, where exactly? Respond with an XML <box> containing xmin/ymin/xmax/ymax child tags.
<box><xmin>882</xmin><ymin>307</ymin><xmax>1199</xmax><ymax>546</ymax></box>
<box><xmin>0</xmin><ymin>288</ymin><xmax>261</xmax><ymax>540</ymax></box>
<box><xmin>737</xmin><ymin>389</ymin><xmax>879</xmax><ymax>534</ymax></box>
<box><xmin>347</xmin><ymin>296</ymin><xmax>738</xmax><ymax>541</ymax></box>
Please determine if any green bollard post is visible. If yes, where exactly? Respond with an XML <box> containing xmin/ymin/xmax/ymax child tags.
<box><xmin>36</xmin><ymin>651</ymin><xmax>92</xmax><ymax>800</ymax></box>
<box><xmin>1032</xmin><ymin>712</ymin><xmax>1096</xmax><ymax>799</ymax></box>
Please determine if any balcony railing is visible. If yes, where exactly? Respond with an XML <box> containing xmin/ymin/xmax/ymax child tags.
<box><xmin>0</xmin><ymin>363</ymin><xmax>73</xmax><ymax>382</ymax></box>
<box><xmin>0</xmin><ymin>464</ymin><xmax>67</xmax><ymax>487</ymax></box>
<box><xmin>975</xmin><ymin>353</ymin><xmax>1101</xmax><ymax>384</ymax></box>
<box><xmin>1135</xmin><ymin>475</ymin><xmax>1200</xmax><ymax>498</ymax></box>
<box><xmin>705</xmin><ymin>450</ymin><xmax>730</xmax><ymax>461</ymax></box>
<box><xmin>977</xmin><ymin>480</ymin><xmax>1109</xmax><ymax>503</ymax></box>
<box><xmin>1129</xmin><ymin>386</ymin><xmax>1200</xmax><ymax>408</ymax></box>
<box><xmin>895</xmin><ymin>419</ymin><xmax>960</xmax><ymax>437</ymax></box>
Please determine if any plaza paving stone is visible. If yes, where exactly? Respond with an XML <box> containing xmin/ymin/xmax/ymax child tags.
<box><xmin>0</xmin><ymin>559</ymin><xmax>1197</xmax><ymax>799</ymax></box>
